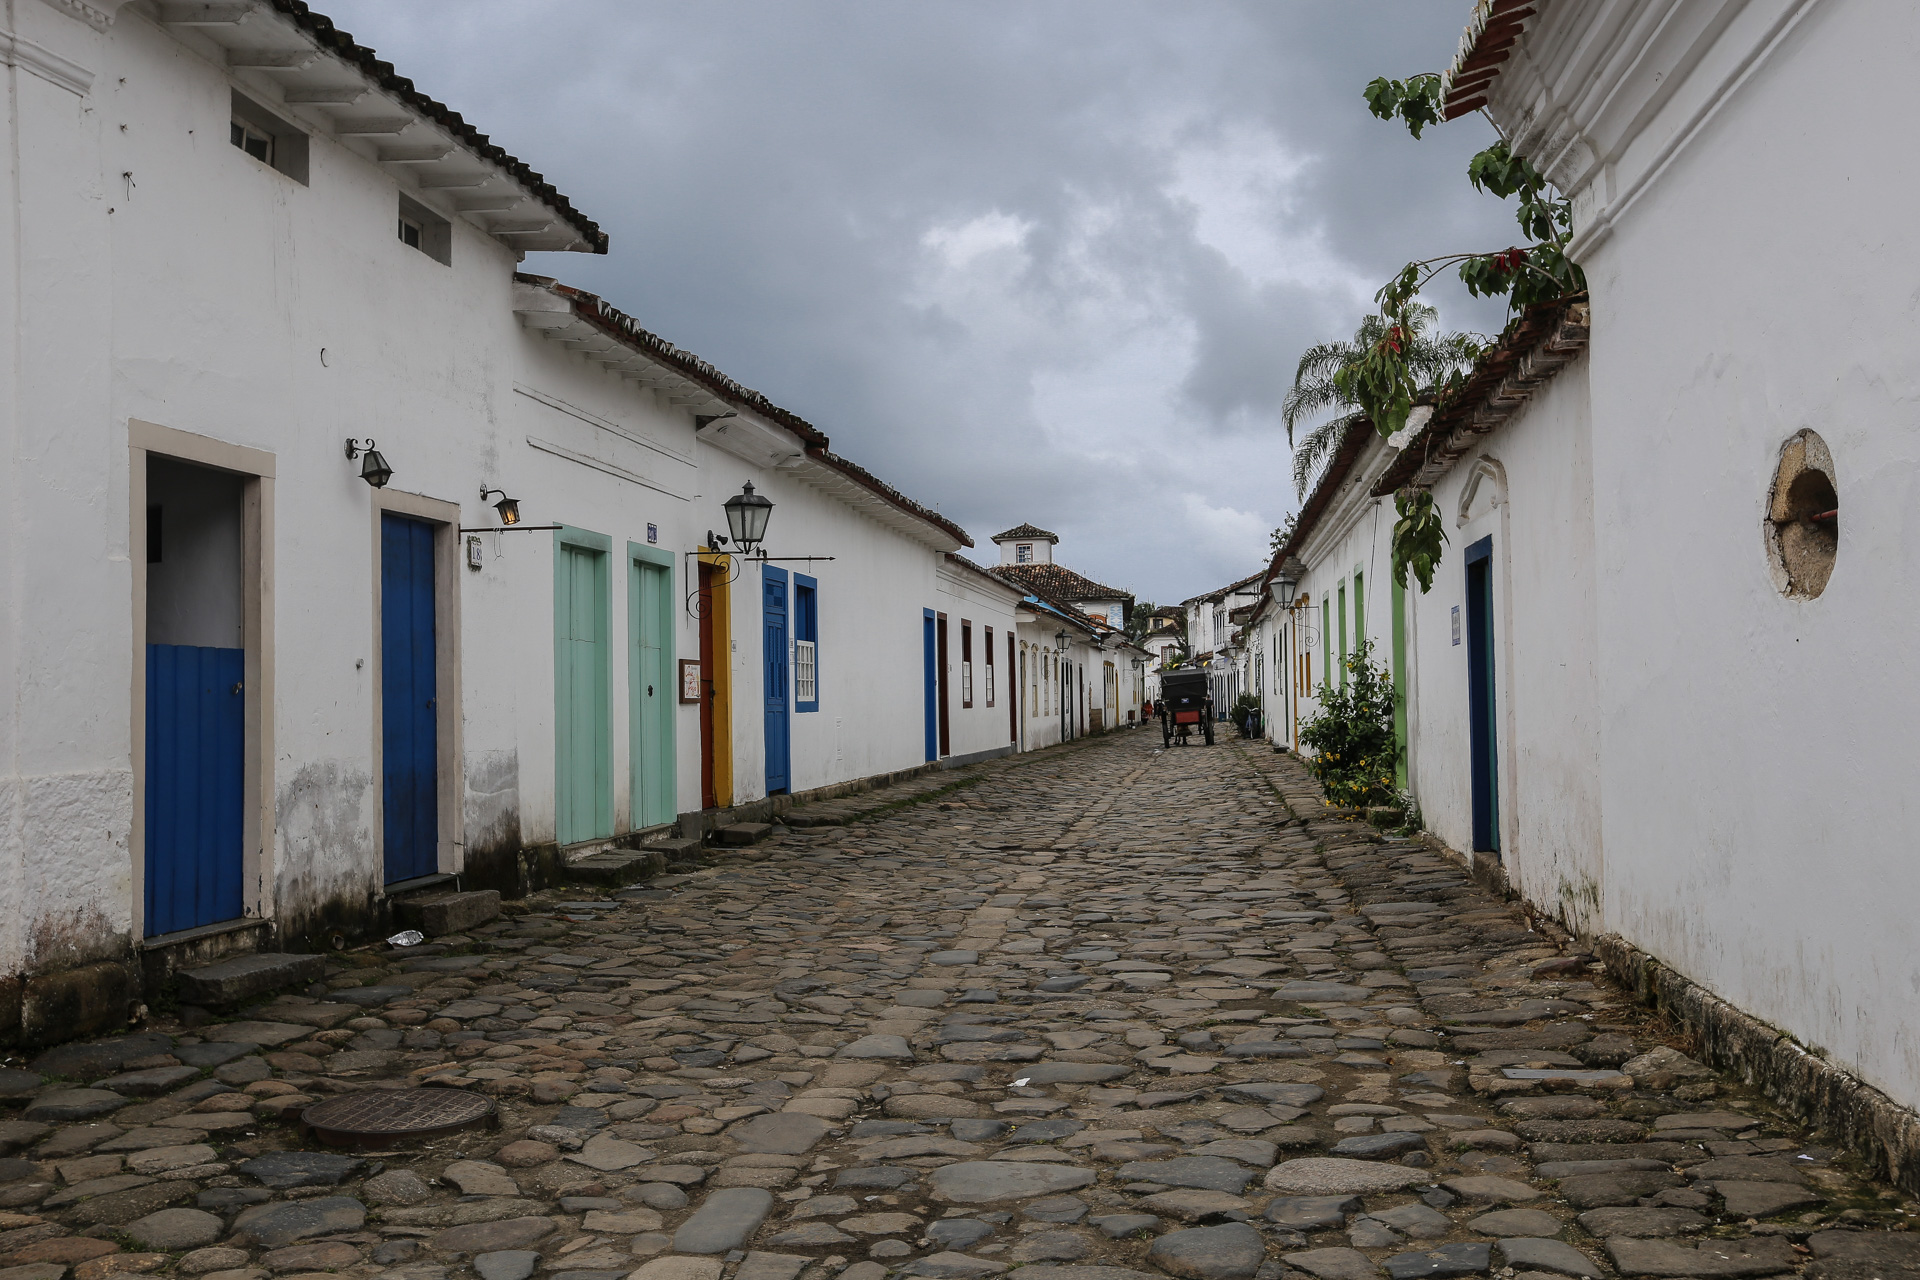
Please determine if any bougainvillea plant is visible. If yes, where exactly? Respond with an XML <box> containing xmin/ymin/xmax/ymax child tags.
<box><xmin>1329</xmin><ymin>73</ymin><xmax>1586</xmax><ymax>591</ymax></box>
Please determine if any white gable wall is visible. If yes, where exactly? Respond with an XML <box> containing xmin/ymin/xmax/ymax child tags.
<box><xmin>1403</xmin><ymin>358</ymin><xmax>1603</xmax><ymax>932</ymax></box>
<box><xmin>1510</xmin><ymin>0</ymin><xmax>1920</xmax><ymax>1104</ymax></box>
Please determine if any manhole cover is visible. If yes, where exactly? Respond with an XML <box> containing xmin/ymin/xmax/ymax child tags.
<box><xmin>302</xmin><ymin>1088</ymin><xmax>496</xmax><ymax>1149</ymax></box>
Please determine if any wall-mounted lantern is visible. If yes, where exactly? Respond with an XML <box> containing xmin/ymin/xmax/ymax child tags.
<box><xmin>344</xmin><ymin>438</ymin><xmax>392</xmax><ymax>488</ymax></box>
<box><xmin>688</xmin><ymin>480</ymin><xmax>829</xmax><ymax>620</ymax></box>
<box><xmin>480</xmin><ymin>487</ymin><xmax>521</xmax><ymax>526</ymax></box>
<box><xmin>459</xmin><ymin>488</ymin><xmax>559</xmax><ymax>536</ymax></box>
<box><xmin>1055</xmin><ymin>629</ymin><xmax>1071</xmax><ymax>652</ymax></box>
<box><xmin>722</xmin><ymin>481</ymin><xmax>774</xmax><ymax>554</ymax></box>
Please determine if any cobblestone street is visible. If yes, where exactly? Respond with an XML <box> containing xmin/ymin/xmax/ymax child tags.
<box><xmin>1</xmin><ymin>732</ymin><xmax>1911</xmax><ymax>1280</ymax></box>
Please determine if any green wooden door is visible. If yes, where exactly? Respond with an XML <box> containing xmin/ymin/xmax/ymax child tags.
<box><xmin>555</xmin><ymin>534</ymin><xmax>611</xmax><ymax>846</ymax></box>
<box><xmin>630</xmin><ymin>548</ymin><xmax>675</xmax><ymax>829</ymax></box>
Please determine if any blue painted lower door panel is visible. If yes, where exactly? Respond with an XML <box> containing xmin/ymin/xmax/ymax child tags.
<box><xmin>382</xmin><ymin>513</ymin><xmax>440</xmax><ymax>883</ymax></box>
<box><xmin>145</xmin><ymin>644</ymin><xmax>244</xmax><ymax>935</ymax></box>
<box><xmin>762</xmin><ymin>566</ymin><xmax>790</xmax><ymax>795</ymax></box>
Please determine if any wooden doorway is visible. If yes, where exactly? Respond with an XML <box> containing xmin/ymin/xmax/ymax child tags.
<box><xmin>697</xmin><ymin>555</ymin><xmax>734</xmax><ymax>809</ymax></box>
<box><xmin>936</xmin><ymin>612</ymin><xmax>950</xmax><ymax>758</ymax></box>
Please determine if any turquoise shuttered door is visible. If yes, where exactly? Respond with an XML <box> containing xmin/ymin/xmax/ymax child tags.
<box><xmin>556</xmin><ymin>534</ymin><xmax>612</xmax><ymax>846</ymax></box>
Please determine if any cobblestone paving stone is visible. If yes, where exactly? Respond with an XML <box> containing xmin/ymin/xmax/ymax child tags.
<box><xmin>1</xmin><ymin>732</ymin><xmax>1914</xmax><ymax>1280</ymax></box>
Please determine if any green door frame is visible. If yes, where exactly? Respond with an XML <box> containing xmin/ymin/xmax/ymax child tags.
<box><xmin>1337</xmin><ymin>581</ymin><xmax>1348</xmax><ymax>689</ymax></box>
<box><xmin>1353</xmin><ymin>570</ymin><xmax>1365</xmax><ymax>658</ymax></box>
<box><xmin>1390</xmin><ymin>574</ymin><xmax>1408</xmax><ymax>787</ymax></box>
<box><xmin>1321</xmin><ymin>598</ymin><xmax>1331</xmax><ymax>694</ymax></box>
<box><xmin>554</xmin><ymin>526</ymin><xmax>612</xmax><ymax>846</ymax></box>
<box><xmin>628</xmin><ymin>543</ymin><xmax>676</xmax><ymax>830</ymax></box>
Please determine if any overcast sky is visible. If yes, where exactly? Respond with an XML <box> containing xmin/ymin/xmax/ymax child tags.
<box><xmin>322</xmin><ymin>1</ymin><xmax>1516</xmax><ymax>604</ymax></box>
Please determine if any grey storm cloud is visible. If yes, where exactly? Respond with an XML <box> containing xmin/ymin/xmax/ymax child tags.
<box><xmin>319</xmin><ymin>0</ymin><xmax>1517</xmax><ymax>603</ymax></box>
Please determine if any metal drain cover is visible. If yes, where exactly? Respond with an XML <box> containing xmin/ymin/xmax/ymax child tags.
<box><xmin>302</xmin><ymin>1088</ymin><xmax>496</xmax><ymax>1149</ymax></box>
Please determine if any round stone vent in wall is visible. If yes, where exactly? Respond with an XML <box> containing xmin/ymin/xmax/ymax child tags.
<box><xmin>1765</xmin><ymin>429</ymin><xmax>1838</xmax><ymax>598</ymax></box>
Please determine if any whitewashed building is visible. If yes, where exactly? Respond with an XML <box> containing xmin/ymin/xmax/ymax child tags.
<box><xmin>1269</xmin><ymin>0</ymin><xmax>1920</xmax><ymax>1171</ymax></box>
<box><xmin>0</xmin><ymin>0</ymin><xmax>1011</xmax><ymax>1041</ymax></box>
<box><xmin>989</xmin><ymin>523</ymin><xmax>1135</xmax><ymax>632</ymax></box>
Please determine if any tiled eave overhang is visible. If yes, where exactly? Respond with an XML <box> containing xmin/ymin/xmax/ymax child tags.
<box><xmin>155</xmin><ymin>0</ymin><xmax>606</xmax><ymax>254</ymax></box>
<box><xmin>1371</xmin><ymin>294</ymin><xmax>1590</xmax><ymax>496</ymax></box>
<box><xmin>512</xmin><ymin>275</ymin><xmax>972</xmax><ymax>552</ymax></box>
<box><xmin>1441</xmin><ymin>0</ymin><xmax>1538</xmax><ymax>120</ymax></box>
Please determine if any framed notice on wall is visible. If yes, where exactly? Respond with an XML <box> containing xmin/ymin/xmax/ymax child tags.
<box><xmin>679</xmin><ymin>659</ymin><xmax>704</xmax><ymax>704</ymax></box>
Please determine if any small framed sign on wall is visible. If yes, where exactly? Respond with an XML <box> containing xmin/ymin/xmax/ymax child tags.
<box><xmin>679</xmin><ymin>659</ymin><xmax>704</xmax><ymax>703</ymax></box>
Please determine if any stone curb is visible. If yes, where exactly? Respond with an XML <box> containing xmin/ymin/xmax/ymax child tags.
<box><xmin>1594</xmin><ymin>930</ymin><xmax>1920</xmax><ymax>1197</ymax></box>
<box><xmin>1236</xmin><ymin>739</ymin><xmax>1920</xmax><ymax>1200</ymax></box>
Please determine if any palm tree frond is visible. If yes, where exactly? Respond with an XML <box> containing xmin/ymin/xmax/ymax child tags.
<box><xmin>1290</xmin><ymin>413</ymin><xmax>1360</xmax><ymax>499</ymax></box>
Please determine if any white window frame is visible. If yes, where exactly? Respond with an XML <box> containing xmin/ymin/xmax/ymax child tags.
<box><xmin>795</xmin><ymin>639</ymin><xmax>817</xmax><ymax>704</ymax></box>
<box><xmin>1017</xmin><ymin>543</ymin><xmax>1032</xmax><ymax>562</ymax></box>
<box><xmin>230</xmin><ymin>118</ymin><xmax>274</xmax><ymax>166</ymax></box>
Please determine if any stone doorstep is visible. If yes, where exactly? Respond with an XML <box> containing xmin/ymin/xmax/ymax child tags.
<box><xmin>393</xmin><ymin>891</ymin><xmax>503</xmax><ymax>937</ymax></box>
<box><xmin>175</xmin><ymin>953</ymin><xmax>327</xmax><ymax>1008</ymax></box>
<box><xmin>566</xmin><ymin>851</ymin><xmax>669</xmax><ymax>888</ymax></box>
<box><xmin>781</xmin><ymin>813</ymin><xmax>846</xmax><ymax>829</ymax></box>
<box><xmin>715</xmin><ymin>824</ymin><xmax>774</xmax><ymax>847</ymax></box>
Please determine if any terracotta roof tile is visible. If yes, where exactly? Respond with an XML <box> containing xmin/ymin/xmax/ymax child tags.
<box><xmin>996</xmin><ymin>563</ymin><xmax>1132</xmax><ymax>607</ymax></box>
<box><xmin>275</xmin><ymin>2</ymin><xmax>606</xmax><ymax>252</ymax></box>
<box><xmin>991</xmin><ymin>523</ymin><xmax>1059</xmax><ymax>543</ymax></box>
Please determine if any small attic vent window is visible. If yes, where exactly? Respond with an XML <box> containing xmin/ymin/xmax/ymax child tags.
<box><xmin>1016</xmin><ymin>544</ymin><xmax>1032</xmax><ymax>563</ymax></box>
<box><xmin>398</xmin><ymin>193</ymin><xmax>452</xmax><ymax>266</ymax></box>
<box><xmin>231</xmin><ymin>119</ymin><xmax>272</xmax><ymax>165</ymax></box>
<box><xmin>1765</xmin><ymin>428</ymin><xmax>1838</xmax><ymax>599</ymax></box>
<box><xmin>229</xmin><ymin>90</ymin><xmax>308</xmax><ymax>184</ymax></box>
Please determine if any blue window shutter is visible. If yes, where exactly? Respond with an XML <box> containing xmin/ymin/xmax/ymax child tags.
<box><xmin>795</xmin><ymin>574</ymin><xmax>819</xmax><ymax>712</ymax></box>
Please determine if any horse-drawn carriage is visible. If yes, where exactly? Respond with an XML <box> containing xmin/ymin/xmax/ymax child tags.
<box><xmin>1158</xmin><ymin>670</ymin><xmax>1214</xmax><ymax>746</ymax></box>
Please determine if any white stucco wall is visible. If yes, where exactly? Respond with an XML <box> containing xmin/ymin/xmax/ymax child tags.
<box><xmin>0</xmin><ymin>3</ymin><xmax>995</xmax><ymax>979</ymax></box>
<box><xmin>1529</xmin><ymin>0</ymin><xmax>1920</xmax><ymax>1106</ymax></box>
<box><xmin>1404</xmin><ymin>360</ymin><xmax>1603</xmax><ymax>932</ymax></box>
<box><xmin>1014</xmin><ymin>622</ymin><xmax>1063</xmax><ymax>752</ymax></box>
<box><xmin>929</xmin><ymin>562</ymin><xmax>1020</xmax><ymax>766</ymax></box>
<box><xmin>1288</xmin><ymin>455</ymin><xmax>1395</xmax><ymax>764</ymax></box>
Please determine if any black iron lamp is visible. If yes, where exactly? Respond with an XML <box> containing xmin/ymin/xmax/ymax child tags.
<box><xmin>1055</xmin><ymin>629</ymin><xmax>1071</xmax><ymax>652</ymax></box>
<box><xmin>1277</xmin><ymin>557</ymin><xmax>1306</xmax><ymax>609</ymax></box>
<box><xmin>481</xmin><ymin>487</ymin><xmax>521</xmax><ymax>526</ymax></box>
<box><xmin>723</xmin><ymin>481</ymin><xmax>774</xmax><ymax>554</ymax></box>
<box><xmin>345</xmin><ymin>438</ymin><xmax>392</xmax><ymax>488</ymax></box>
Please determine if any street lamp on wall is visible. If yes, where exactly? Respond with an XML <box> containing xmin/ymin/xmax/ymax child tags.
<box><xmin>1055</xmin><ymin>629</ymin><xmax>1071</xmax><ymax>652</ymax></box>
<box><xmin>723</xmin><ymin>481</ymin><xmax>773</xmax><ymax>554</ymax></box>
<box><xmin>344</xmin><ymin>438</ymin><xmax>392</xmax><ymax>488</ymax></box>
<box><xmin>480</xmin><ymin>487</ymin><xmax>521</xmax><ymax>526</ymax></box>
<box><xmin>688</xmin><ymin>480</ymin><xmax>830</xmax><ymax>620</ymax></box>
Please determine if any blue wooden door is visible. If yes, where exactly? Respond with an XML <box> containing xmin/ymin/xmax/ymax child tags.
<box><xmin>763</xmin><ymin>566</ymin><xmax>790</xmax><ymax>794</ymax></box>
<box><xmin>145</xmin><ymin>643</ymin><xmax>244</xmax><ymax>935</ymax></box>
<box><xmin>1465</xmin><ymin>536</ymin><xmax>1500</xmax><ymax>855</ymax></box>
<box><xmin>381</xmin><ymin>514</ymin><xmax>439</xmax><ymax>883</ymax></box>
<box><xmin>923</xmin><ymin>610</ymin><xmax>938</xmax><ymax>762</ymax></box>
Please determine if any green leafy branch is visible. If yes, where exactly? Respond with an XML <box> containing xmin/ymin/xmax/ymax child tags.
<box><xmin>1336</xmin><ymin>73</ymin><xmax>1588</xmax><ymax>591</ymax></box>
<box><xmin>1391</xmin><ymin>489</ymin><xmax>1447</xmax><ymax>593</ymax></box>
